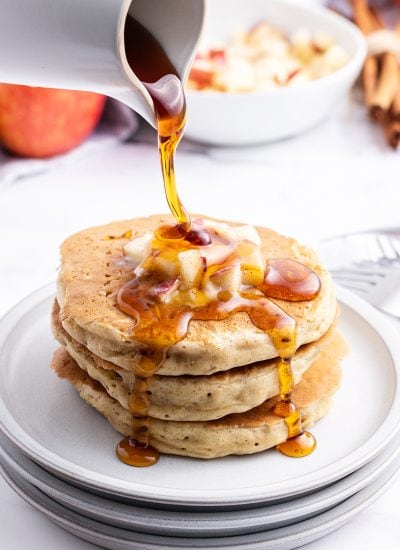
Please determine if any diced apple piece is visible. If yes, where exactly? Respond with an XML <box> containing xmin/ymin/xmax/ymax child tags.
<box><xmin>242</xmin><ymin>266</ymin><xmax>265</xmax><ymax>286</ymax></box>
<box><xmin>238</xmin><ymin>241</ymin><xmax>266</xmax><ymax>286</ymax></box>
<box><xmin>178</xmin><ymin>249</ymin><xmax>204</xmax><ymax>289</ymax></box>
<box><xmin>203</xmin><ymin>219</ymin><xmax>237</xmax><ymax>243</ymax></box>
<box><xmin>186</xmin><ymin>222</ymin><xmax>212</xmax><ymax>246</ymax></box>
<box><xmin>248</xmin><ymin>22</ymin><xmax>287</xmax><ymax>55</ymax></box>
<box><xmin>149</xmin><ymin>279</ymin><xmax>180</xmax><ymax>304</ymax></box>
<box><xmin>152</xmin><ymin>255</ymin><xmax>179</xmax><ymax>278</ymax></box>
<box><xmin>321</xmin><ymin>45</ymin><xmax>348</xmax><ymax>71</ymax></box>
<box><xmin>201</xmin><ymin>282</ymin><xmax>215</xmax><ymax>301</ymax></box>
<box><xmin>291</xmin><ymin>28</ymin><xmax>312</xmax><ymax>46</ymax></box>
<box><xmin>291</xmin><ymin>29</ymin><xmax>314</xmax><ymax>63</ymax></box>
<box><xmin>209</xmin><ymin>48</ymin><xmax>226</xmax><ymax>64</ymax></box>
<box><xmin>213</xmin><ymin>58</ymin><xmax>255</xmax><ymax>92</ymax></box>
<box><xmin>133</xmin><ymin>265</ymin><xmax>145</xmax><ymax>278</ymax></box>
<box><xmin>188</xmin><ymin>60</ymin><xmax>214</xmax><ymax>89</ymax></box>
<box><xmin>209</xmin><ymin>262</ymin><xmax>241</xmax><ymax>294</ymax></box>
<box><xmin>201</xmin><ymin>243</ymin><xmax>234</xmax><ymax>267</ymax></box>
<box><xmin>123</xmin><ymin>232</ymin><xmax>153</xmax><ymax>263</ymax></box>
<box><xmin>232</xmin><ymin>225</ymin><xmax>261</xmax><ymax>246</ymax></box>
<box><xmin>194</xmin><ymin>51</ymin><xmax>207</xmax><ymax>61</ymax></box>
<box><xmin>204</xmin><ymin>219</ymin><xmax>230</xmax><ymax>234</ymax></box>
<box><xmin>313</xmin><ymin>31</ymin><xmax>333</xmax><ymax>53</ymax></box>
<box><xmin>186</xmin><ymin>287</ymin><xmax>210</xmax><ymax>306</ymax></box>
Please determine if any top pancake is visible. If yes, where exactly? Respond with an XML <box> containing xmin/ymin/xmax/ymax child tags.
<box><xmin>57</xmin><ymin>214</ymin><xmax>337</xmax><ymax>375</ymax></box>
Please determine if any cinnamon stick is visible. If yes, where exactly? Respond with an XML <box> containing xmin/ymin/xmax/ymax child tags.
<box><xmin>369</xmin><ymin>6</ymin><xmax>385</xmax><ymax>33</ymax></box>
<box><xmin>384</xmin><ymin>119</ymin><xmax>400</xmax><ymax>149</ymax></box>
<box><xmin>351</xmin><ymin>1</ymin><xmax>400</xmax><ymax>149</ymax></box>
<box><xmin>363</xmin><ymin>55</ymin><xmax>378</xmax><ymax>107</ymax></box>
<box><xmin>370</xmin><ymin>53</ymin><xmax>399</xmax><ymax>121</ymax></box>
<box><xmin>390</xmin><ymin>81</ymin><xmax>400</xmax><ymax>121</ymax></box>
<box><xmin>390</xmin><ymin>23</ymin><xmax>400</xmax><ymax>121</ymax></box>
<box><xmin>351</xmin><ymin>0</ymin><xmax>382</xmax><ymax>35</ymax></box>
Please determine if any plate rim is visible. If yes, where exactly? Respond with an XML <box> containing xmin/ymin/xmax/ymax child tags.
<box><xmin>1</xmin><ymin>431</ymin><xmax>400</xmax><ymax>536</ymax></box>
<box><xmin>1</xmin><ymin>283</ymin><xmax>400</xmax><ymax>506</ymax></box>
<box><xmin>1</xmin><ymin>454</ymin><xmax>399</xmax><ymax>549</ymax></box>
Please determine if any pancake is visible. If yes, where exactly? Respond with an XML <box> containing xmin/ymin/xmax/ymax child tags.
<box><xmin>56</xmin><ymin>214</ymin><xmax>337</xmax><ymax>376</ymax></box>
<box><xmin>52</xmin><ymin>300</ymin><xmax>338</xmax><ymax>421</ymax></box>
<box><xmin>51</xmin><ymin>335</ymin><xmax>345</xmax><ymax>459</ymax></box>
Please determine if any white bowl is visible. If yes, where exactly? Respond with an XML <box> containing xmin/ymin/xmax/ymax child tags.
<box><xmin>184</xmin><ymin>0</ymin><xmax>366</xmax><ymax>146</ymax></box>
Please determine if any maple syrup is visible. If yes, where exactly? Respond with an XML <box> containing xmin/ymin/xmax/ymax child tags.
<box><xmin>116</xmin><ymin>437</ymin><xmax>159</xmax><ymax>467</ymax></box>
<box><xmin>262</xmin><ymin>258</ymin><xmax>321</xmax><ymax>301</ymax></box>
<box><xmin>117</xmin><ymin>15</ymin><xmax>191</xmax><ymax>466</ymax></box>
<box><xmin>116</xmin><ymin>18</ymin><xmax>321</xmax><ymax>467</ymax></box>
<box><xmin>117</xmin><ymin>239</ymin><xmax>320</xmax><ymax>464</ymax></box>
<box><xmin>124</xmin><ymin>15</ymin><xmax>190</xmax><ymax>234</ymax></box>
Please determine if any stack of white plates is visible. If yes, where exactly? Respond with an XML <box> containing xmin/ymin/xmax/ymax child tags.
<box><xmin>1</xmin><ymin>284</ymin><xmax>400</xmax><ymax>550</ymax></box>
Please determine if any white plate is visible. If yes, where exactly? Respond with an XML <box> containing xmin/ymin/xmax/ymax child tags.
<box><xmin>2</xmin><ymin>455</ymin><xmax>399</xmax><ymax>550</ymax></box>
<box><xmin>1</xmin><ymin>431</ymin><xmax>400</xmax><ymax>537</ymax></box>
<box><xmin>0</xmin><ymin>284</ymin><xmax>400</xmax><ymax>507</ymax></box>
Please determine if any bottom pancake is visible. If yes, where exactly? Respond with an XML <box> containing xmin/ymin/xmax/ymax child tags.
<box><xmin>51</xmin><ymin>335</ymin><xmax>345</xmax><ymax>459</ymax></box>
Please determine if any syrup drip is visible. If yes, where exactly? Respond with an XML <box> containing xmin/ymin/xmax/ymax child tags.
<box><xmin>116</xmin><ymin>437</ymin><xmax>159</xmax><ymax>467</ymax></box>
<box><xmin>118</xmin><ymin>17</ymin><xmax>321</xmax><ymax>466</ymax></box>
<box><xmin>118</xmin><ymin>281</ymin><xmax>298</xmax><ymax>355</ymax></box>
<box><xmin>124</xmin><ymin>15</ymin><xmax>190</xmax><ymax>234</ymax></box>
<box><xmin>117</xmin><ymin>16</ymin><xmax>192</xmax><ymax>466</ymax></box>
<box><xmin>273</xmin><ymin>359</ymin><xmax>316</xmax><ymax>457</ymax></box>
<box><xmin>264</xmin><ymin>259</ymin><xmax>318</xmax><ymax>457</ymax></box>
<box><xmin>261</xmin><ymin>258</ymin><xmax>321</xmax><ymax>301</ymax></box>
<box><xmin>117</xmin><ymin>244</ymin><xmax>321</xmax><ymax>464</ymax></box>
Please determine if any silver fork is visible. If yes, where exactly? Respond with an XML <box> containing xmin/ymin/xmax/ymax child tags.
<box><xmin>319</xmin><ymin>231</ymin><xmax>400</xmax><ymax>318</ymax></box>
<box><xmin>330</xmin><ymin>264</ymin><xmax>400</xmax><ymax>318</ymax></box>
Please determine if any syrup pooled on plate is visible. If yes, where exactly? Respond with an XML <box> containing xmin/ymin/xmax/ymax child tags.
<box><xmin>117</xmin><ymin>17</ymin><xmax>321</xmax><ymax>466</ymax></box>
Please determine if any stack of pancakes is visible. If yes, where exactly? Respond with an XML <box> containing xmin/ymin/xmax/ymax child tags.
<box><xmin>52</xmin><ymin>215</ymin><xmax>346</xmax><ymax>459</ymax></box>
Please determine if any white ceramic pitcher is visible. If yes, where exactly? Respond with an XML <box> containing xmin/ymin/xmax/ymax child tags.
<box><xmin>0</xmin><ymin>0</ymin><xmax>205</xmax><ymax>127</ymax></box>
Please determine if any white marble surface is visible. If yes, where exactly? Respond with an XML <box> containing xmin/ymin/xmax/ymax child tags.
<box><xmin>1</xmin><ymin>96</ymin><xmax>400</xmax><ymax>548</ymax></box>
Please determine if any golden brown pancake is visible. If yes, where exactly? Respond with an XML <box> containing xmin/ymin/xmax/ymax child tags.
<box><xmin>52</xmin><ymin>301</ymin><xmax>338</xmax><ymax>421</ymax></box>
<box><xmin>52</xmin><ymin>334</ymin><xmax>345</xmax><ymax>459</ymax></box>
<box><xmin>56</xmin><ymin>215</ymin><xmax>337</xmax><ymax>376</ymax></box>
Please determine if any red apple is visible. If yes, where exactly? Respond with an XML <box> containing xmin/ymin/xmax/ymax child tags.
<box><xmin>188</xmin><ymin>57</ymin><xmax>214</xmax><ymax>90</ymax></box>
<box><xmin>209</xmin><ymin>49</ymin><xmax>226</xmax><ymax>64</ymax></box>
<box><xmin>0</xmin><ymin>84</ymin><xmax>106</xmax><ymax>158</ymax></box>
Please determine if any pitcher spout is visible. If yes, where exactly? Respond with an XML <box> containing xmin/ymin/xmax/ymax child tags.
<box><xmin>0</xmin><ymin>0</ymin><xmax>205</xmax><ymax>128</ymax></box>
